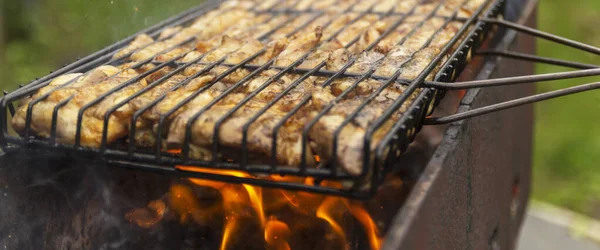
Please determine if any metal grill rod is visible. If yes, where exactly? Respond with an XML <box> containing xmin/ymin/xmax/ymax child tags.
<box><xmin>475</xmin><ymin>50</ymin><xmax>598</xmax><ymax>70</ymax></box>
<box><xmin>425</xmin><ymin>82</ymin><xmax>600</xmax><ymax>125</ymax></box>
<box><xmin>480</xmin><ymin>17</ymin><xmax>600</xmax><ymax>56</ymax></box>
<box><xmin>424</xmin><ymin>68</ymin><xmax>600</xmax><ymax>89</ymax></box>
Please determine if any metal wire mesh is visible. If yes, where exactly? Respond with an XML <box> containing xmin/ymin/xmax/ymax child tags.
<box><xmin>0</xmin><ymin>0</ymin><xmax>505</xmax><ymax>198</ymax></box>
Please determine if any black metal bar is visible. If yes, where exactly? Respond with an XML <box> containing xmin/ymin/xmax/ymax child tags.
<box><xmin>424</xmin><ymin>68</ymin><xmax>600</xmax><ymax>89</ymax></box>
<box><xmin>2</xmin><ymin>92</ymin><xmax>15</xmax><ymax>117</ymax></box>
<box><xmin>107</xmin><ymin>159</ymin><xmax>370</xmax><ymax>199</ymax></box>
<box><xmin>479</xmin><ymin>17</ymin><xmax>600</xmax><ymax>56</ymax></box>
<box><xmin>425</xmin><ymin>82</ymin><xmax>600</xmax><ymax>125</ymax></box>
<box><xmin>475</xmin><ymin>49</ymin><xmax>599</xmax><ymax>69</ymax></box>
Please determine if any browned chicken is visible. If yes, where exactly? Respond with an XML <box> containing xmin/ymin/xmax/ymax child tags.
<box><xmin>12</xmin><ymin>66</ymin><xmax>145</xmax><ymax>147</ymax></box>
<box><xmin>166</xmin><ymin>72</ymin><xmax>317</xmax><ymax>167</ymax></box>
<box><xmin>274</xmin><ymin>26</ymin><xmax>323</xmax><ymax>67</ymax></box>
<box><xmin>12</xmin><ymin>0</ymin><xmax>489</xmax><ymax>177</ymax></box>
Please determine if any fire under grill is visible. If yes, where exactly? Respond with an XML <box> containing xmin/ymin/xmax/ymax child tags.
<box><xmin>0</xmin><ymin>0</ymin><xmax>507</xmax><ymax>198</ymax></box>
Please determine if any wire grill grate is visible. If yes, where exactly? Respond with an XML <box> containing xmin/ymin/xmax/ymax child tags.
<box><xmin>0</xmin><ymin>0</ymin><xmax>506</xmax><ymax>198</ymax></box>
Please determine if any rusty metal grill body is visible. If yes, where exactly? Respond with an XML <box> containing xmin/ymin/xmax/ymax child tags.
<box><xmin>0</xmin><ymin>0</ymin><xmax>505</xmax><ymax>198</ymax></box>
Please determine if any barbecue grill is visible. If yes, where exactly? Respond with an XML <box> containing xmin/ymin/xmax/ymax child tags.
<box><xmin>4</xmin><ymin>0</ymin><xmax>599</xmax><ymax>249</ymax></box>
<box><xmin>2</xmin><ymin>0</ymin><xmax>598</xmax><ymax>200</ymax></box>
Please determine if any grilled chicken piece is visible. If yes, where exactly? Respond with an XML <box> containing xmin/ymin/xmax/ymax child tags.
<box><xmin>227</xmin><ymin>13</ymin><xmax>273</xmax><ymax>38</ymax></box>
<box><xmin>295</xmin><ymin>0</ymin><xmax>316</xmax><ymax>10</ymax></box>
<box><xmin>299</xmin><ymin>40</ymin><xmax>344</xmax><ymax>69</ymax></box>
<box><xmin>131</xmin><ymin>35</ymin><xmax>267</xmax><ymax>147</ymax></box>
<box><xmin>374</xmin><ymin>46</ymin><xmax>414</xmax><ymax>77</ymax></box>
<box><xmin>201</xmin><ymin>36</ymin><xmax>245</xmax><ymax>63</ymax></box>
<box><xmin>322</xmin><ymin>13</ymin><xmax>358</xmax><ymax>39</ymax></box>
<box><xmin>253</xmin><ymin>37</ymin><xmax>289</xmax><ymax>65</ymax></box>
<box><xmin>336</xmin><ymin>15</ymin><xmax>378</xmax><ymax>47</ymax></box>
<box><xmin>373</xmin><ymin>0</ymin><xmax>399</xmax><ymax>13</ymax></box>
<box><xmin>12</xmin><ymin>66</ymin><xmax>146</xmax><ymax>147</ymax></box>
<box><xmin>396</xmin><ymin>0</ymin><xmax>419</xmax><ymax>12</ymax></box>
<box><xmin>234</xmin><ymin>15</ymin><xmax>291</xmax><ymax>40</ymax></box>
<box><xmin>181</xmin><ymin>33</ymin><xmax>265</xmax><ymax>65</ymax></box>
<box><xmin>330</xmin><ymin>78</ymin><xmax>380</xmax><ymax>98</ymax></box>
<box><xmin>145</xmin><ymin>75</ymin><xmax>217</xmax><ymax>122</ymax></box>
<box><xmin>274</xmin><ymin>26</ymin><xmax>323</xmax><ymax>67</ymax></box>
<box><xmin>158</xmin><ymin>26</ymin><xmax>183</xmax><ymax>40</ymax></box>
<box><xmin>346</xmin><ymin>51</ymin><xmax>385</xmax><ymax>74</ymax></box>
<box><xmin>134</xmin><ymin>77</ymin><xmax>221</xmax><ymax>148</ymax></box>
<box><xmin>349</xmin><ymin>27</ymin><xmax>382</xmax><ymax>54</ymax></box>
<box><xmin>113</xmin><ymin>34</ymin><xmax>154</xmax><ymax>59</ymax></box>
<box><xmin>12</xmin><ymin>66</ymin><xmax>120</xmax><ymax>132</ymax></box>
<box><xmin>398</xmin><ymin>47</ymin><xmax>440</xmax><ymax>80</ymax></box>
<box><xmin>270</xmin><ymin>14</ymin><xmax>317</xmax><ymax>40</ymax></box>
<box><xmin>405</xmin><ymin>18</ymin><xmax>446</xmax><ymax>51</ymax></box>
<box><xmin>429</xmin><ymin>21</ymin><xmax>463</xmax><ymax>49</ymax></box>
<box><xmin>327</xmin><ymin>48</ymin><xmax>352</xmax><ymax>71</ymax></box>
<box><xmin>124</xmin><ymin>6</ymin><xmax>254</xmax><ymax>63</ymax></box>
<box><xmin>308</xmin><ymin>46</ymin><xmax>443</xmax><ymax>175</ymax></box>
<box><xmin>256</xmin><ymin>0</ymin><xmax>281</xmax><ymax>10</ymax></box>
<box><xmin>352</xmin><ymin>0</ymin><xmax>375</xmax><ymax>12</ymax></box>
<box><xmin>308</xmin><ymin>80</ymin><xmax>420</xmax><ymax>176</ymax></box>
<box><xmin>225</xmin><ymin>38</ymin><xmax>265</xmax><ymax>64</ymax></box>
<box><xmin>167</xmin><ymin>73</ymin><xmax>317</xmax><ymax>167</ymax></box>
<box><xmin>313</xmin><ymin>0</ymin><xmax>354</xmax><ymax>10</ymax></box>
<box><xmin>375</xmin><ymin>16</ymin><xmax>423</xmax><ymax>54</ymax></box>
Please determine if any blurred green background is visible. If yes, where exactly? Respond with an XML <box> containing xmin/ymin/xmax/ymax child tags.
<box><xmin>0</xmin><ymin>1</ymin><xmax>599</xmax><ymax>218</ymax></box>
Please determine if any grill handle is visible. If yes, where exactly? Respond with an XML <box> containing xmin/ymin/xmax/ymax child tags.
<box><xmin>425</xmin><ymin>17</ymin><xmax>600</xmax><ymax>125</ymax></box>
<box><xmin>424</xmin><ymin>82</ymin><xmax>600</xmax><ymax>125</ymax></box>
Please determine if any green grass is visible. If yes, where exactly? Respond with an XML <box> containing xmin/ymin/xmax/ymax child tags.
<box><xmin>533</xmin><ymin>0</ymin><xmax>600</xmax><ymax>218</ymax></box>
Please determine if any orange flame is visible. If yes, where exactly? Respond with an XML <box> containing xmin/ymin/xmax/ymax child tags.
<box><xmin>129</xmin><ymin>159</ymin><xmax>389</xmax><ymax>250</ymax></box>
<box><xmin>264</xmin><ymin>217</ymin><xmax>292</xmax><ymax>250</ymax></box>
<box><xmin>316</xmin><ymin>197</ymin><xmax>349</xmax><ymax>250</ymax></box>
<box><xmin>348</xmin><ymin>202</ymin><xmax>383</xmax><ymax>250</ymax></box>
